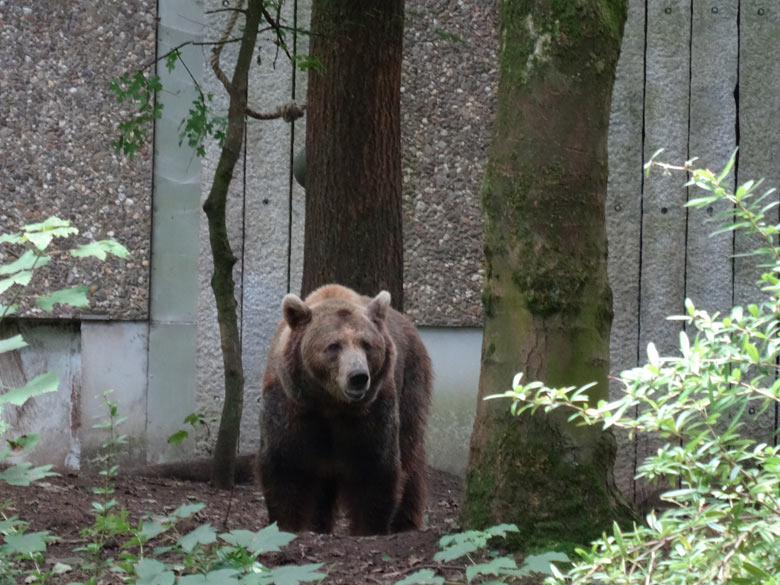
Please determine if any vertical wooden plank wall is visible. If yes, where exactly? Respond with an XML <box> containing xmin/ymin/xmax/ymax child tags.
<box><xmin>608</xmin><ymin>0</ymin><xmax>780</xmax><ymax>504</ymax></box>
<box><xmin>737</xmin><ymin>3</ymin><xmax>780</xmax><ymax>445</ymax></box>
<box><xmin>686</xmin><ymin>0</ymin><xmax>737</xmax><ymax>312</ymax></box>
<box><xmin>635</xmin><ymin>0</ymin><xmax>691</xmax><ymax>506</ymax></box>
<box><xmin>606</xmin><ymin>0</ymin><xmax>646</xmax><ymax>503</ymax></box>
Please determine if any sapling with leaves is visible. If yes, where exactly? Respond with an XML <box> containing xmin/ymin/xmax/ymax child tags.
<box><xmin>490</xmin><ymin>153</ymin><xmax>780</xmax><ymax>584</ymax></box>
<box><xmin>111</xmin><ymin>0</ymin><xmax>313</xmax><ymax>488</ymax></box>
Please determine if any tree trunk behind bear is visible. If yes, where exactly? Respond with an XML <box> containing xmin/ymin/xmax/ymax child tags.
<box><xmin>301</xmin><ymin>0</ymin><xmax>404</xmax><ymax>309</ymax></box>
<box><xmin>463</xmin><ymin>0</ymin><xmax>634</xmax><ymax>550</ymax></box>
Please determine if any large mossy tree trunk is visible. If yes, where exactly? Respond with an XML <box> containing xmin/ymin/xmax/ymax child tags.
<box><xmin>301</xmin><ymin>0</ymin><xmax>405</xmax><ymax>309</ymax></box>
<box><xmin>463</xmin><ymin>0</ymin><xmax>632</xmax><ymax>549</ymax></box>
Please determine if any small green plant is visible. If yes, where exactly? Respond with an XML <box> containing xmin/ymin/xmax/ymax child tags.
<box><xmin>491</xmin><ymin>153</ymin><xmax>780</xmax><ymax>584</ymax></box>
<box><xmin>397</xmin><ymin>524</ymin><xmax>568</xmax><ymax>584</ymax></box>
<box><xmin>0</xmin><ymin>217</ymin><xmax>129</xmax><ymax>583</ymax></box>
<box><xmin>69</xmin><ymin>394</ymin><xmax>327</xmax><ymax>584</ymax></box>
<box><xmin>168</xmin><ymin>412</ymin><xmax>211</xmax><ymax>452</ymax></box>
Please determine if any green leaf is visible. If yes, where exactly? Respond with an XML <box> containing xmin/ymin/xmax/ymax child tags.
<box><xmin>134</xmin><ymin>558</ymin><xmax>175</xmax><ymax>585</ymax></box>
<box><xmin>179</xmin><ymin>569</ymin><xmax>240</xmax><ymax>585</ymax></box>
<box><xmin>167</xmin><ymin>430</ymin><xmax>189</xmax><ymax>445</ymax></box>
<box><xmin>0</xmin><ymin>371</ymin><xmax>59</xmax><ymax>406</ymax></box>
<box><xmin>261</xmin><ymin>563</ymin><xmax>326</xmax><ymax>585</ymax></box>
<box><xmin>2</xmin><ymin>530</ymin><xmax>49</xmax><ymax>554</ymax></box>
<box><xmin>0</xmin><ymin>270</ymin><xmax>33</xmax><ymax>295</ymax></box>
<box><xmin>71</xmin><ymin>240</ymin><xmax>130</xmax><ymax>260</ymax></box>
<box><xmin>394</xmin><ymin>569</ymin><xmax>444</xmax><ymax>585</ymax></box>
<box><xmin>716</xmin><ymin>149</ymin><xmax>737</xmax><ymax>183</ymax></box>
<box><xmin>178</xmin><ymin>523</ymin><xmax>217</xmax><ymax>553</ymax></box>
<box><xmin>173</xmin><ymin>502</ymin><xmax>205</xmax><ymax>519</ymax></box>
<box><xmin>744</xmin><ymin>342</ymin><xmax>759</xmax><ymax>363</ymax></box>
<box><xmin>0</xmin><ymin>304</ymin><xmax>18</xmax><ymax>317</ymax></box>
<box><xmin>0</xmin><ymin>250</ymin><xmax>50</xmax><ymax>275</ymax></box>
<box><xmin>220</xmin><ymin>523</ymin><xmax>296</xmax><ymax>555</ymax></box>
<box><xmin>0</xmin><ymin>335</ymin><xmax>27</xmax><ymax>354</ymax></box>
<box><xmin>139</xmin><ymin>519</ymin><xmax>170</xmax><ymax>541</ymax></box>
<box><xmin>0</xmin><ymin>232</ymin><xmax>23</xmax><ymax>245</ymax></box>
<box><xmin>36</xmin><ymin>286</ymin><xmax>89</xmax><ymax>311</ymax></box>
<box><xmin>465</xmin><ymin>557</ymin><xmax>517</xmax><ymax>582</ymax></box>
<box><xmin>433</xmin><ymin>540</ymin><xmax>477</xmax><ymax>562</ymax></box>
<box><xmin>647</xmin><ymin>342</ymin><xmax>660</xmax><ymax>367</ymax></box>
<box><xmin>485</xmin><ymin>523</ymin><xmax>519</xmax><ymax>537</ymax></box>
<box><xmin>517</xmin><ymin>551</ymin><xmax>570</xmax><ymax>576</ymax></box>
<box><xmin>0</xmin><ymin>463</ymin><xmax>55</xmax><ymax>486</ymax></box>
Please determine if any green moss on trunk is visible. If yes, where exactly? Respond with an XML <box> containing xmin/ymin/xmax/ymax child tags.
<box><xmin>464</xmin><ymin>0</ymin><xmax>631</xmax><ymax>550</ymax></box>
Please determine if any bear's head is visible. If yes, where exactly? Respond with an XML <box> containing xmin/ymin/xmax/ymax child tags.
<box><xmin>281</xmin><ymin>289</ymin><xmax>394</xmax><ymax>405</ymax></box>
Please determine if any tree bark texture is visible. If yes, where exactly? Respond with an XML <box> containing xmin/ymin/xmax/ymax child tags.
<box><xmin>202</xmin><ymin>0</ymin><xmax>263</xmax><ymax>489</ymax></box>
<box><xmin>302</xmin><ymin>0</ymin><xmax>405</xmax><ymax>309</ymax></box>
<box><xmin>463</xmin><ymin>0</ymin><xmax>633</xmax><ymax>549</ymax></box>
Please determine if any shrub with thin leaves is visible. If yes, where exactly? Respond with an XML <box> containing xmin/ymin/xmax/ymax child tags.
<box><xmin>492</xmin><ymin>153</ymin><xmax>780</xmax><ymax>584</ymax></box>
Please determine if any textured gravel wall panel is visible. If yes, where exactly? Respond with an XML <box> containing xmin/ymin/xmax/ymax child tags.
<box><xmin>240</xmin><ymin>2</ymin><xmax>308</xmax><ymax>454</ymax></box>
<box><xmin>736</xmin><ymin>4</ymin><xmax>780</xmax><ymax>444</ymax></box>
<box><xmin>606</xmin><ymin>0</ymin><xmax>646</xmax><ymax>502</ymax></box>
<box><xmin>194</xmin><ymin>0</ymin><xmax>248</xmax><ymax>454</ymax></box>
<box><xmin>686</xmin><ymin>0</ymin><xmax>737</xmax><ymax>314</ymax></box>
<box><xmin>0</xmin><ymin>0</ymin><xmax>155</xmax><ymax>319</ymax></box>
<box><xmin>401</xmin><ymin>1</ymin><xmax>498</xmax><ymax>327</ymax></box>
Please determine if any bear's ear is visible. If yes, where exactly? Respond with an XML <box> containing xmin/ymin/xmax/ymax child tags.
<box><xmin>282</xmin><ymin>294</ymin><xmax>312</xmax><ymax>328</ymax></box>
<box><xmin>367</xmin><ymin>290</ymin><xmax>391</xmax><ymax>324</ymax></box>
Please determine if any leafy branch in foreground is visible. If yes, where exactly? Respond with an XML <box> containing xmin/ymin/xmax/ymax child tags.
<box><xmin>0</xmin><ymin>217</ymin><xmax>129</xmax><ymax>583</ymax></box>
<box><xmin>489</xmin><ymin>152</ymin><xmax>780</xmax><ymax>584</ymax></box>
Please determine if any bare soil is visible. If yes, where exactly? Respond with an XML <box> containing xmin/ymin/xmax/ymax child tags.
<box><xmin>0</xmin><ymin>467</ymin><xmax>543</xmax><ymax>584</ymax></box>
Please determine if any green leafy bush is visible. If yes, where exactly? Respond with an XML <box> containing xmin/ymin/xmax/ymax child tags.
<box><xmin>0</xmin><ymin>217</ymin><xmax>131</xmax><ymax>583</ymax></box>
<box><xmin>0</xmin><ymin>218</ymin><xmax>326</xmax><ymax>584</ymax></box>
<box><xmin>494</xmin><ymin>154</ymin><xmax>780</xmax><ymax>584</ymax></box>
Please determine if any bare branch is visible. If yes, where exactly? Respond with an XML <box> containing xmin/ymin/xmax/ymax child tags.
<box><xmin>246</xmin><ymin>101</ymin><xmax>306</xmax><ymax>123</ymax></box>
<box><xmin>211</xmin><ymin>0</ymin><xmax>245</xmax><ymax>94</ymax></box>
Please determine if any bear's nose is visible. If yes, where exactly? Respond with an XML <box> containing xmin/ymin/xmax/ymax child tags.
<box><xmin>346</xmin><ymin>369</ymin><xmax>370</xmax><ymax>398</ymax></box>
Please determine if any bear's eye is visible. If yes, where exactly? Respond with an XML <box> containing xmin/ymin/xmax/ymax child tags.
<box><xmin>360</xmin><ymin>340</ymin><xmax>373</xmax><ymax>352</ymax></box>
<box><xmin>325</xmin><ymin>342</ymin><xmax>341</xmax><ymax>353</ymax></box>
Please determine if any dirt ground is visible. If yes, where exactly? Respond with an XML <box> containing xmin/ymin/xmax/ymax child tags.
<box><xmin>0</xmin><ymin>466</ymin><xmax>543</xmax><ymax>585</ymax></box>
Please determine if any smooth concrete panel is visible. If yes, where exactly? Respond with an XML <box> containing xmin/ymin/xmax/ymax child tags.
<box><xmin>81</xmin><ymin>321</ymin><xmax>149</xmax><ymax>465</ymax></box>
<box><xmin>0</xmin><ymin>323</ymin><xmax>80</xmax><ymax>469</ymax></box>
<box><xmin>146</xmin><ymin>322</ymin><xmax>197</xmax><ymax>463</ymax></box>
<box><xmin>146</xmin><ymin>0</ymin><xmax>203</xmax><ymax>462</ymax></box>
<box><xmin>419</xmin><ymin>327</ymin><xmax>481</xmax><ymax>476</ymax></box>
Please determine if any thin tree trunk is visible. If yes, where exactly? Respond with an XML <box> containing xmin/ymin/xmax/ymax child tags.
<box><xmin>301</xmin><ymin>0</ymin><xmax>404</xmax><ymax>308</ymax></box>
<box><xmin>463</xmin><ymin>0</ymin><xmax>633</xmax><ymax>549</ymax></box>
<box><xmin>203</xmin><ymin>0</ymin><xmax>262</xmax><ymax>489</ymax></box>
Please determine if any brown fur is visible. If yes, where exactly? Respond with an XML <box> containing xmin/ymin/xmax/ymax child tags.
<box><xmin>258</xmin><ymin>284</ymin><xmax>432</xmax><ymax>535</ymax></box>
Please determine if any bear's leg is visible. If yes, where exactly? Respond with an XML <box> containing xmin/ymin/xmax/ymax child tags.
<box><xmin>309</xmin><ymin>479</ymin><xmax>338</xmax><ymax>533</ymax></box>
<box><xmin>342</xmin><ymin>471</ymin><xmax>401</xmax><ymax>535</ymax></box>
<box><xmin>390</xmin><ymin>467</ymin><xmax>426</xmax><ymax>532</ymax></box>
<box><xmin>262</xmin><ymin>473</ymin><xmax>320</xmax><ymax>532</ymax></box>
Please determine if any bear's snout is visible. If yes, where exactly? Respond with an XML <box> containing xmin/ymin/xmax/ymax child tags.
<box><xmin>345</xmin><ymin>369</ymin><xmax>370</xmax><ymax>400</ymax></box>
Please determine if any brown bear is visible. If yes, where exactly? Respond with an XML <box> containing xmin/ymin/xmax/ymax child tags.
<box><xmin>258</xmin><ymin>284</ymin><xmax>432</xmax><ymax>535</ymax></box>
